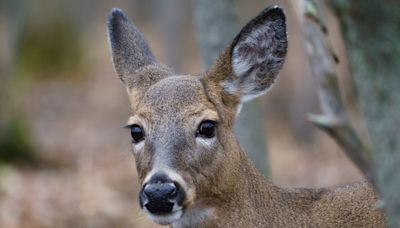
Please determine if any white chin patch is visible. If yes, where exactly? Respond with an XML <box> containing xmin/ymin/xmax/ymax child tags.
<box><xmin>146</xmin><ymin>209</ymin><xmax>183</xmax><ymax>225</ymax></box>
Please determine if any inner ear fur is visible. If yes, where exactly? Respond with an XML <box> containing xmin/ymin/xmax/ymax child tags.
<box><xmin>204</xmin><ymin>5</ymin><xmax>288</xmax><ymax>104</ymax></box>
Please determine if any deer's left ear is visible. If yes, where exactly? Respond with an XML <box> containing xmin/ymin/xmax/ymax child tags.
<box><xmin>206</xmin><ymin>6</ymin><xmax>287</xmax><ymax>103</ymax></box>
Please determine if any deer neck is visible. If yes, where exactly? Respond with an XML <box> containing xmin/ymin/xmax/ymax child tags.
<box><xmin>229</xmin><ymin>148</ymin><xmax>275</xmax><ymax>207</ymax></box>
<box><xmin>207</xmin><ymin>144</ymin><xmax>278</xmax><ymax>224</ymax></box>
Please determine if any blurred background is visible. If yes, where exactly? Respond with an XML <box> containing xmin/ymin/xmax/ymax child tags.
<box><xmin>0</xmin><ymin>0</ymin><xmax>367</xmax><ymax>227</ymax></box>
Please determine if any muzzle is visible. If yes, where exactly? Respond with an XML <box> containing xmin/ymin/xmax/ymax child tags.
<box><xmin>139</xmin><ymin>172</ymin><xmax>186</xmax><ymax>215</ymax></box>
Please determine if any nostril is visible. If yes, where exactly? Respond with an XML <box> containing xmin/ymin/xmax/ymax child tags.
<box><xmin>170</xmin><ymin>184</ymin><xmax>177</xmax><ymax>197</ymax></box>
<box><xmin>164</xmin><ymin>183</ymin><xmax>177</xmax><ymax>198</ymax></box>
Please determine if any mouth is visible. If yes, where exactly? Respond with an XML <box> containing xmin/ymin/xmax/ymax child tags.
<box><xmin>144</xmin><ymin>207</ymin><xmax>183</xmax><ymax>225</ymax></box>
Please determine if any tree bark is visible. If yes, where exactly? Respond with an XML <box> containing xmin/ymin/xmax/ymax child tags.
<box><xmin>192</xmin><ymin>0</ymin><xmax>268</xmax><ymax>176</ymax></box>
<box><xmin>332</xmin><ymin>1</ymin><xmax>400</xmax><ymax>226</ymax></box>
<box><xmin>302</xmin><ymin>0</ymin><xmax>376</xmax><ymax>188</ymax></box>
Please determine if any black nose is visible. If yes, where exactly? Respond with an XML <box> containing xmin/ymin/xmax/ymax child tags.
<box><xmin>140</xmin><ymin>172</ymin><xmax>184</xmax><ymax>215</ymax></box>
<box><xmin>144</xmin><ymin>182</ymin><xmax>177</xmax><ymax>200</ymax></box>
<box><xmin>143</xmin><ymin>182</ymin><xmax>177</xmax><ymax>214</ymax></box>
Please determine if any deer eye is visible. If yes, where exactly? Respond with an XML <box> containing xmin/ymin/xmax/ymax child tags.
<box><xmin>129</xmin><ymin>124</ymin><xmax>144</xmax><ymax>143</ymax></box>
<box><xmin>197</xmin><ymin>120</ymin><xmax>216</xmax><ymax>138</ymax></box>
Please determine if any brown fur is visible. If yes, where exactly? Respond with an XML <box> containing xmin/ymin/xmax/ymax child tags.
<box><xmin>107</xmin><ymin>6</ymin><xmax>386</xmax><ymax>228</ymax></box>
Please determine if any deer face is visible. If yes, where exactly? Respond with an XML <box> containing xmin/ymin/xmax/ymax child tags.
<box><xmin>107</xmin><ymin>6</ymin><xmax>287</xmax><ymax>225</ymax></box>
<box><xmin>128</xmin><ymin>76</ymin><xmax>223</xmax><ymax>224</ymax></box>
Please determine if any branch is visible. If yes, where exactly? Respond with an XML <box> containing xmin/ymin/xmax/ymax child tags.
<box><xmin>302</xmin><ymin>0</ymin><xmax>377</xmax><ymax>189</ymax></box>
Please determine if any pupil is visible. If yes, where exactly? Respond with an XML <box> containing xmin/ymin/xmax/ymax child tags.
<box><xmin>199</xmin><ymin>121</ymin><xmax>215</xmax><ymax>138</ymax></box>
<box><xmin>131</xmin><ymin>125</ymin><xmax>144</xmax><ymax>142</ymax></box>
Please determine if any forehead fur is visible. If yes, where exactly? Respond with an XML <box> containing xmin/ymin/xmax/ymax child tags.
<box><xmin>137</xmin><ymin>76</ymin><xmax>215</xmax><ymax>116</ymax></box>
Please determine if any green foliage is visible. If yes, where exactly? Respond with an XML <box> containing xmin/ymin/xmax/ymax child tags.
<box><xmin>0</xmin><ymin>117</ymin><xmax>36</xmax><ymax>164</ymax></box>
<box><xmin>15</xmin><ymin>17</ymin><xmax>83</xmax><ymax>79</ymax></box>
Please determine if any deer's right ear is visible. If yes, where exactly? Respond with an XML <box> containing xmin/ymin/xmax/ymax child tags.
<box><xmin>107</xmin><ymin>9</ymin><xmax>156</xmax><ymax>84</ymax></box>
<box><xmin>205</xmin><ymin>6</ymin><xmax>287</xmax><ymax>105</ymax></box>
<box><xmin>107</xmin><ymin>8</ymin><xmax>171</xmax><ymax>88</ymax></box>
<box><xmin>107</xmin><ymin>9</ymin><xmax>172</xmax><ymax>109</ymax></box>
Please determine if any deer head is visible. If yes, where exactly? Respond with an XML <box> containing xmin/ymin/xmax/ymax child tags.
<box><xmin>107</xmin><ymin>6</ymin><xmax>287</xmax><ymax>225</ymax></box>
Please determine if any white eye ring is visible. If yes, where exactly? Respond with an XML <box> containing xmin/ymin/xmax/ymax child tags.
<box><xmin>196</xmin><ymin>137</ymin><xmax>216</xmax><ymax>150</ymax></box>
<box><xmin>132</xmin><ymin>141</ymin><xmax>144</xmax><ymax>152</ymax></box>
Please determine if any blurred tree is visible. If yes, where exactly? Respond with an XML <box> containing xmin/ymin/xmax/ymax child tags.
<box><xmin>0</xmin><ymin>0</ymin><xmax>85</xmax><ymax>164</ymax></box>
<box><xmin>333</xmin><ymin>0</ymin><xmax>400</xmax><ymax>226</ymax></box>
<box><xmin>0</xmin><ymin>0</ymin><xmax>35</xmax><ymax>164</ymax></box>
<box><xmin>157</xmin><ymin>0</ymin><xmax>187</xmax><ymax>70</ymax></box>
<box><xmin>192</xmin><ymin>0</ymin><xmax>268</xmax><ymax>176</ymax></box>
<box><xmin>15</xmin><ymin>1</ymin><xmax>84</xmax><ymax>79</ymax></box>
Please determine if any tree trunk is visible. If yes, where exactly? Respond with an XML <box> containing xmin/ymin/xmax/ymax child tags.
<box><xmin>333</xmin><ymin>1</ymin><xmax>400</xmax><ymax>226</ymax></box>
<box><xmin>192</xmin><ymin>0</ymin><xmax>268</xmax><ymax>176</ymax></box>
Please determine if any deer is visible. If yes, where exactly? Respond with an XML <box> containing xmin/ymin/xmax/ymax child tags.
<box><xmin>107</xmin><ymin>5</ymin><xmax>386</xmax><ymax>228</ymax></box>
